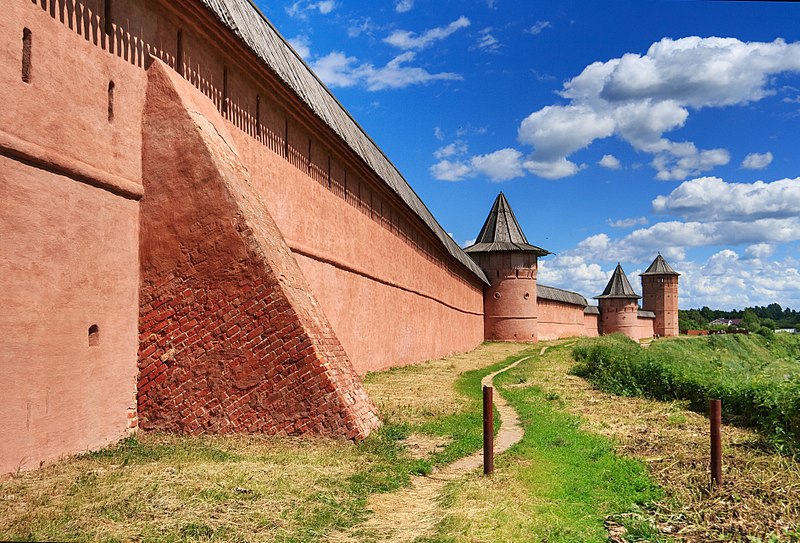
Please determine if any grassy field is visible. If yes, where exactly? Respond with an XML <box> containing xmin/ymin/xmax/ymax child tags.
<box><xmin>0</xmin><ymin>343</ymin><xmax>524</xmax><ymax>542</ymax></box>
<box><xmin>572</xmin><ymin>333</ymin><xmax>800</xmax><ymax>452</ymax></box>
<box><xmin>3</xmin><ymin>338</ymin><xmax>798</xmax><ymax>542</ymax></box>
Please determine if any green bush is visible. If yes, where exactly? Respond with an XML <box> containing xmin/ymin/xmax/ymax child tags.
<box><xmin>571</xmin><ymin>334</ymin><xmax>800</xmax><ymax>453</ymax></box>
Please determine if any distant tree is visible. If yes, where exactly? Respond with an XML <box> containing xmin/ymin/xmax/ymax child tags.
<box><xmin>742</xmin><ymin>308</ymin><xmax>761</xmax><ymax>331</ymax></box>
<box><xmin>761</xmin><ymin>318</ymin><xmax>777</xmax><ymax>331</ymax></box>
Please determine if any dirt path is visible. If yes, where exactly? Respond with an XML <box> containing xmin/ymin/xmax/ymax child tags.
<box><xmin>327</xmin><ymin>354</ymin><xmax>532</xmax><ymax>543</ymax></box>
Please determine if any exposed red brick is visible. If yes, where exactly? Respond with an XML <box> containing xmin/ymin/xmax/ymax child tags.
<box><xmin>137</xmin><ymin>61</ymin><xmax>379</xmax><ymax>439</ymax></box>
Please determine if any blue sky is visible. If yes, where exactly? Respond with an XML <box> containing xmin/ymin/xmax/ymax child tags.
<box><xmin>254</xmin><ymin>0</ymin><xmax>800</xmax><ymax>310</ymax></box>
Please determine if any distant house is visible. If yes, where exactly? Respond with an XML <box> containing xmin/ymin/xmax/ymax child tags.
<box><xmin>776</xmin><ymin>328</ymin><xmax>798</xmax><ymax>334</ymax></box>
<box><xmin>709</xmin><ymin>318</ymin><xmax>743</xmax><ymax>327</ymax></box>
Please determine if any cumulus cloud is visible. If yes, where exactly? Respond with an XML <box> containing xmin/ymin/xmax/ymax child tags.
<box><xmin>395</xmin><ymin>0</ymin><xmax>414</xmax><ymax>13</ymax></box>
<box><xmin>434</xmin><ymin>141</ymin><xmax>468</xmax><ymax>159</ymax></box>
<box><xmin>384</xmin><ymin>16</ymin><xmax>470</xmax><ymax>50</ymax></box>
<box><xmin>444</xmin><ymin>37</ymin><xmax>800</xmax><ymax>181</ymax></box>
<box><xmin>599</xmin><ymin>154</ymin><xmax>621</xmax><ymax>169</ymax></box>
<box><xmin>430</xmin><ymin>148</ymin><xmax>525</xmax><ymax>181</ymax></box>
<box><xmin>429</xmin><ymin>159</ymin><xmax>472</xmax><ymax>182</ymax></box>
<box><xmin>741</xmin><ymin>151</ymin><xmax>774</xmax><ymax>170</ymax></box>
<box><xmin>287</xmin><ymin>35</ymin><xmax>311</xmax><ymax>60</ymax></box>
<box><xmin>745</xmin><ymin>243</ymin><xmax>775</xmax><ymax>259</ymax></box>
<box><xmin>652</xmin><ymin>176</ymin><xmax>800</xmax><ymax>221</ymax></box>
<box><xmin>310</xmin><ymin>51</ymin><xmax>462</xmax><ymax>91</ymax></box>
<box><xmin>471</xmin><ymin>149</ymin><xmax>525</xmax><ymax>181</ymax></box>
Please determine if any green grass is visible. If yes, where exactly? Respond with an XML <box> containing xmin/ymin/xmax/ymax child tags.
<box><xmin>422</xmin><ymin>346</ymin><xmax>664</xmax><ymax>542</ymax></box>
<box><xmin>571</xmin><ymin>333</ymin><xmax>800</xmax><ymax>452</ymax></box>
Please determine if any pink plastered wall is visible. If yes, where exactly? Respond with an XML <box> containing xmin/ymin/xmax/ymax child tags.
<box><xmin>537</xmin><ymin>299</ymin><xmax>588</xmax><ymax>340</ymax></box>
<box><xmin>0</xmin><ymin>157</ymin><xmax>139</xmax><ymax>475</ymax></box>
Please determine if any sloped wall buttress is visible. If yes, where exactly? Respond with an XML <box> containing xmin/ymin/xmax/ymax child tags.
<box><xmin>138</xmin><ymin>60</ymin><xmax>379</xmax><ymax>439</ymax></box>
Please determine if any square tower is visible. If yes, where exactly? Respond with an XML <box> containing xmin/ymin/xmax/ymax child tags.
<box><xmin>640</xmin><ymin>254</ymin><xmax>680</xmax><ymax>337</ymax></box>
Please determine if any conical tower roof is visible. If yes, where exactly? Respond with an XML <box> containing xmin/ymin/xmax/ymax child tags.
<box><xmin>464</xmin><ymin>193</ymin><xmax>550</xmax><ymax>255</ymax></box>
<box><xmin>640</xmin><ymin>254</ymin><xmax>680</xmax><ymax>276</ymax></box>
<box><xmin>595</xmin><ymin>263</ymin><xmax>641</xmax><ymax>299</ymax></box>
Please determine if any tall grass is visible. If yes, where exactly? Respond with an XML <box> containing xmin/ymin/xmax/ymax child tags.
<box><xmin>571</xmin><ymin>334</ymin><xmax>800</xmax><ymax>453</ymax></box>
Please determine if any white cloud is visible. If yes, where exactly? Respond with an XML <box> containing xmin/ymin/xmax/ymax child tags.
<box><xmin>522</xmin><ymin>157</ymin><xmax>585</xmax><ymax>179</ymax></box>
<box><xmin>434</xmin><ymin>141</ymin><xmax>468</xmax><ymax>159</ymax></box>
<box><xmin>607</xmin><ymin>216</ymin><xmax>648</xmax><ymax>228</ymax></box>
<box><xmin>434</xmin><ymin>127</ymin><xmax>445</xmax><ymax>141</ymax></box>
<box><xmin>430</xmin><ymin>159</ymin><xmax>471</xmax><ymax>181</ymax></box>
<box><xmin>741</xmin><ymin>151</ymin><xmax>774</xmax><ymax>170</ymax></box>
<box><xmin>395</xmin><ymin>0</ymin><xmax>414</xmax><ymax>13</ymax></box>
<box><xmin>310</xmin><ymin>52</ymin><xmax>360</xmax><ymax>87</ymax></box>
<box><xmin>518</xmin><ymin>105</ymin><xmax>615</xmax><ymax>160</ymax></box>
<box><xmin>430</xmin><ymin>149</ymin><xmax>525</xmax><ymax>181</ymax></box>
<box><xmin>476</xmin><ymin>28</ymin><xmax>501</xmax><ymax>53</ymax></box>
<box><xmin>599</xmin><ymin>154</ymin><xmax>621</xmax><ymax>169</ymax></box>
<box><xmin>468</xmin><ymin>37</ymin><xmax>800</xmax><ymax>181</ymax></box>
<box><xmin>471</xmin><ymin>149</ymin><xmax>525</xmax><ymax>181</ymax></box>
<box><xmin>745</xmin><ymin>243</ymin><xmax>775</xmax><ymax>259</ymax></box>
<box><xmin>287</xmin><ymin>35</ymin><xmax>311</xmax><ymax>60</ymax></box>
<box><xmin>528</xmin><ymin>21</ymin><xmax>552</xmax><ymax>35</ymax></box>
<box><xmin>310</xmin><ymin>51</ymin><xmax>462</xmax><ymax>91</ymax></box>
<box><xmin>286</xmin><ymin>0</ymin><xmax>336</xmax><ymax>18</ymax></box>
<box><xmin>652</xmin><ymin>176</ymin><xmax>800</xmax><ymax>221</ymax></box>
<box><xmin>347</xmin><ymin>17</ymin><xmax>375</xmax><ymax>38</ymax></box>
<box><xmin>384</xmin><ymin>16</ymin><xmax>470</xmax><ymax>50</ymax></box>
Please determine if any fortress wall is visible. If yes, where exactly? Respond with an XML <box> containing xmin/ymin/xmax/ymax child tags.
<box><xmin>583</xmin><ymin>313</ymin><xmax>600</xmax><ymax>337</ymax></box>
<box><xmin>0</xmin><ymin>1</ymin><xmax>147</xmax><ymax>475</ymax></box>
<box><xmin>1</xmin><ymin>0</ymin><xmax>482</xmax><ymax>473</ymax></box>
<box><xmin>537</xmin><ymin>299</ymin><xmax>588</xmax><ymax>340</ymax></box>
<box><xmin>0</xmin><ymin>156</ymin><xmax>139</xmax><ymax>475</ymax></box>
<box><xmin>635</xmin><ymin>316</ymin><xmax>656</xmax><ymax>341</ymax></box>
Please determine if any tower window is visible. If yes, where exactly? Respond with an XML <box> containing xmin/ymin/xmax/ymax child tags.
<box><xmin>22</xmin><ymin>28</ymin><xmax>32</xmax><ymax>83</ymax></box>
<box><xmin>107</xmin><ymin>81</ymin><xmax>115</xmax><ymax>122</ymax></box>
<box><xmin>88</xmin><ymin>324</ymin><xmax>100</xmax><ymax>347</ymax></box>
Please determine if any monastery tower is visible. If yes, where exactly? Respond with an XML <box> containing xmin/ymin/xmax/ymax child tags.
<box><xmin>595</xmin><ymin>264</ymin><xmax>642</xmax><ymax>337</ymax></box>
<box><xmin>465</xmin><ymin>193</ymin><xmax>550</xmax><ymax>342</ymax></box>
<box><xmin>641</xmin><ymin>254</ymin><xmax>680</xmax><ymax>337</ymax></box>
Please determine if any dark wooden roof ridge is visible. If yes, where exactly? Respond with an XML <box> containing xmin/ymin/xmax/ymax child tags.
<box><xmin>640</xmin><ymin>253</ymin><xmax>680</xmax><ymax>276</ymax></box>
<box><xmin>537</xmin><ymin>284</ymin><xmax>589</xmax><ymax>307</ymax></box>
<box><xmin>464</xmin><ymin>193</ymin><xmax>551</xmax><ymax>255</ymax></box>
<box><xmin>595</xmin><ymin>263</ymin><xmax>641</xmax><ymax>299</ymax></box>
<box><xmin>196</xmin><ymin>0</ymin><xmax>488</xmax><ymax>284</ymax></box>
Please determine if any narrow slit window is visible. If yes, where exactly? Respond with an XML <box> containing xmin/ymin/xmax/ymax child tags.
<box><xmin>107</xmin><ymin>81</ymin><xmax>115</xmax><ymax>122</ymax></box>
<box><xmin>22</xmin><ymin>28</ymin><xmax>32</xmax><ymax>83</ymax></box>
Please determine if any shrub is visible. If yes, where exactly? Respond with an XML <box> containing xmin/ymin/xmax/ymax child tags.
<box><xmin>570</xmin><ymin>334</ymin><xmax>800</xmax><ymax>452</ymax></box>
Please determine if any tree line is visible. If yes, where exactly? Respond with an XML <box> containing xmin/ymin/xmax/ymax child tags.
<box><xmin>679</xmin><ymin>303</ymin><xmax>800</xmax><ymax>334</ymax></box>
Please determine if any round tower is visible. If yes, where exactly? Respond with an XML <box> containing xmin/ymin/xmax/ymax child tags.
<box><xmin>640</xmin><ymin>254</ymin><xmax>680</xmax><ymax>337</ymax></box>
<box><xmin>465</xmin><ymin>193</ymin><xmax>550</xmax><ymax>342</ymax></box>
<box><xmin>595</xmin><ymin>263</ymin><xmax>642</xmax><ymax>339</ymax></box>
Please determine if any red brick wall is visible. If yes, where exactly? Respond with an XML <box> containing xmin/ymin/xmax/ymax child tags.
<box><xmin>137</xmin><ymin>61</ymin><xmax>379</xmax><ymax>438</ymax></box>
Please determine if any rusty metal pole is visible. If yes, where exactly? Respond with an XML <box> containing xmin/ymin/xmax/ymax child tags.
<box><xmin>483</xmin><ymin>385</ymin><xmax>494</xmax><ymax>476</ymax></box>
<box><xmin>710</xmin><ymin>399</ymin><xmax>722</xmax><ymax>488</ymax></box>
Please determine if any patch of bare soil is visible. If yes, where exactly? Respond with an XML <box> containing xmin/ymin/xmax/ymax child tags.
<box><xmin>327</xmin><ymin>350</ymin><xmax>531</xmax><ymax>543</ymax></box>
<box><xmin>400</xmin><ymin>434</ymin><xmax>450</xmax><ymax>460</ymax></box>
<box><xmin>532</xmin><ymin>345</ymin><xmax>800</xmax><ymax>542</ymax></box>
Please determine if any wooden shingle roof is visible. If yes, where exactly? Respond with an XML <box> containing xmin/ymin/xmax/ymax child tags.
<box><xmin>595</xmin><ymin>263</ymin><xmax>641</xmax><ymax>299</ymax></box>
<box><xmin>537</xmin><ymin>284</ymin><xmax>589</xmax><ymax>307</ymax></box>
<box><xmin>464</xmin><ymin>193</ymin><xmax>551</xmax><ymax>255</ymax></box>
<box><xmin>197</xmin><ymin>0</ymin><xmax>487</xmax><ymax>283</ymax></box>
<box><xmin>640</xmin><ymin>254</ymin><xmax>680</xmax><ymax>276</ymax></box>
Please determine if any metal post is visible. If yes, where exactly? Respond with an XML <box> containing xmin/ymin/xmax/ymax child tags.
<box><xmin>483</xmin><ymin>385</ymin><xmax>494</xmax><ymax>476</ymax></box>
<box><xmin>710</xmin><ymin>399</ymin><xmax>722</xmax><ymax>488</ymax></box>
